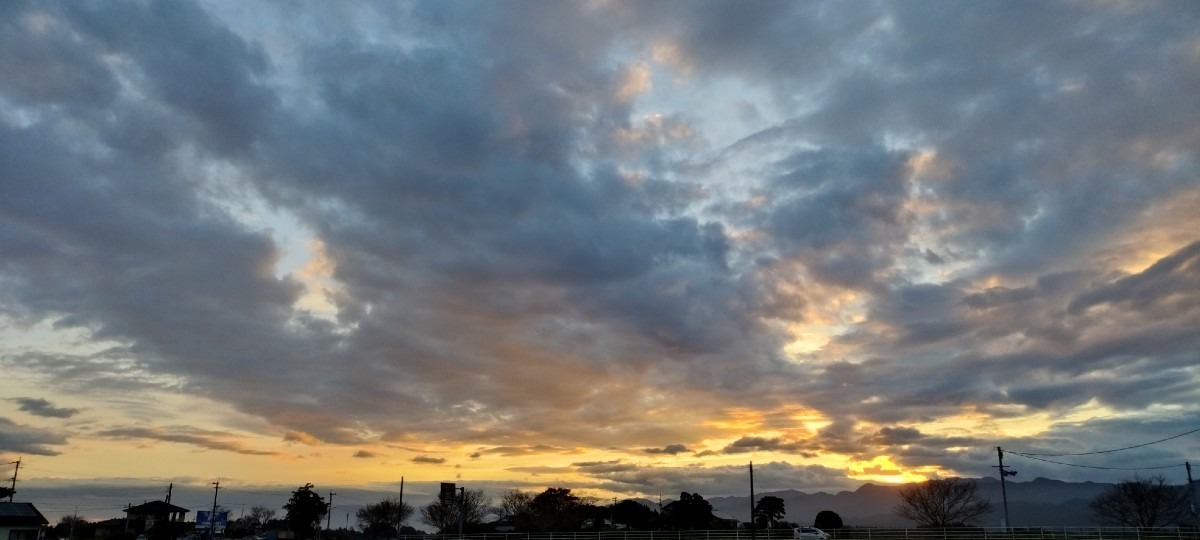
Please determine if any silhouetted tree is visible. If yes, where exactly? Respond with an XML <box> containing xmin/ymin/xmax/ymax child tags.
<box><xmin>420</xmin><ymin>489</ymin><xmax>489</xmax><ymax>534</ymax></box>
<box><xmin>753</xmin><ymin>496</ymin><xmax>787</xmax><ymax>528</ymax></box>
<box><xmin>55</xmin><ymin>515</ymin><xmax>92</xmax><ymax>540</ymax></box>
<box><xmin>284</xmin><ymin>483</ymin><xmax>328</xmax><ymax>540</ymax></box>
<box><xmin>356</xmin><ymin>497</ymin><xmax>414</xmax><ymax>538</ymax></box>
<box><xmin>813</xmin><ymin>510</ymin><xmax>843</xmax><ymax>530</ymax></box>
<box><xmin>497</xmin><ymin>490</ymin><xmax>536</xmax><ymax>530</ymax></box>
<box><xmin>247</xmin><ymin>506</ymin><xmax>277</xmax><ymax>531</ymax></box>
<box><xmin>531</xmin><ymin>487</ymin><xmax>585</xmax><ymax>531</ymax></box>
<box><xmin>498</xmin><ymin>490</ymin><xmax>535</xmax><ymax>519</ymax></box>
<box><xmin>895</xmin><ymin>478</ymin><xmax>993</xmax><ymax>527</ymax></box>
<box><xmin>662</xmin><ymin>492</ymin><xmax>714</xmax><ymax>530</ymax></box>
<box><xmin>1089</xmin><ymin>475</ymin><xmax>1190</xmax><ymax>528</ymax></box>
<box><xmin>612</xmin><ymin>499</ymin><xmax>657</xmax><ymax>530</ymax></box>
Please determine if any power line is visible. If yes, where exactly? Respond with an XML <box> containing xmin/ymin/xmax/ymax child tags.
<box><xmin>1013</xmin><ymin>426</ymin><xmax>1200</xmax><ymax>457</ymax></box>
<box><xmin>1007</xmin><ymin>451</ymin><xmax>1182</xmax><ymax>471</ymax></box>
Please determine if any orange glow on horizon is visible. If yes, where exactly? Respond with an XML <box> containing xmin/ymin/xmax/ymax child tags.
<box><xmin>847</xmin><ymin>456</ymin><xmax>941</xmax><ymax>484</ymax></box>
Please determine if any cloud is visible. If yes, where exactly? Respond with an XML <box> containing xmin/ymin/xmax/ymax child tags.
<box><xmin>284</xmin><ymin>432</ymin><xmax>324</xmax><ymax>446</ymax></box>
<box><xmin>352</xmin><ymin>450</ymin><xmax>377</xmax><ymax>459</ymax></box>
<box><xmin>470</xmin><ymin>446</ymin><xmax>583</xmax><ymax>457</ymax></box>
<box><xmin>1068</xmin><ymin>240</ymin><xmax>1200</xmax><ymax>316</ymax></box>
<box><xmin>572</xmin><ymin>460</ymin><xmax>639</xmax><ymax>474</ymax></box>
<box><xmin>581</xmin><ymin>461</ymin><xmax>854</xmax><ymax>496</ymax></box>
<box><xmin>721</xmin><ymin>437</ymin><xmax>815</xmax><ymax>457</ymax></box>
<box><xmin>0</xmin><ymin>417</ymin><xmax>68</xmax><ymax>455</ymax></box>
<box><xmin>412</xmin><ymin>456</ymin><xmax>447</xmax><ymax>465</ymax></box>
<box><xmin>0</xmin><ymin>0</ymin><xmax>1198</xmax><ymax>489</ymax></box>
<box><xmin>12</xmin><ymin>398</ymin><xmax>80</xmax><ymax>419</ymax></box>
<box><xmin>97</xmin><ymin>426</ymin><xmax>279</xmax><ymax>456</ymax></box>
<box><xmin>868</xmin><ymin>427</ymin><xmax>925</xmax><ymax>446</ymax></box>
<box><xmin>644</xmin><ymin>444</ymin><xmax>691</xmax><ymax>455</ymax></box>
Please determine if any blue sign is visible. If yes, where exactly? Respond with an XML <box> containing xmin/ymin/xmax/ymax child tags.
<box><xmin>196</xmin><ymin>511</ymin><xmax>229</xmax><ymax>529</ymax></box>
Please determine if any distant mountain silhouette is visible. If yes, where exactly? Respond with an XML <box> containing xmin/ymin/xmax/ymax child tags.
<box><xmin>706</xmin><ymin>478</ymin><xmax>1114</xmax><ymax>528</ymax></box>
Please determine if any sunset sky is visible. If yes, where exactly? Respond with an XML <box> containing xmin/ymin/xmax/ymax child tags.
<box><xmin>2</xmin><ymin>0</ymin><xmax>1199</xmax><ymax>524</ymax></box>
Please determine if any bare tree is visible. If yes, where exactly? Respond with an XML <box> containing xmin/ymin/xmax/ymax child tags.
<box><xmin>1089</xmin><ymin>475</ymin><xmax>1191</xmax><ymax>528</ymax></box>
<box><xmin>420</xmin><ymin>489</ymin><xmax>489</xmax><ymax>534</ymax></box>
<box><xmin>247</xmin><ymin>506</ymin><xmax>277</xmax><ymax>530</ymax></box>
<box><xmin>895</xmin><ymin>478</ymin><xmax>993</xmax><ymax>527</ymax></box>
<box><xmin>357</xmin><ymin>497</ymin><xmax>414</xmax><ymax>538</ymax></box>
<box><xmin>497</xmin><ymin>489</ymin><xmax>534</xmax><ymax>520</ymax></box>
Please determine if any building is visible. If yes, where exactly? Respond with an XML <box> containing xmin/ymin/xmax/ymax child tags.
<box><xmin>124</xmin><ymin>500</ymin><xmax>190</xmax><ymax>530</ymax></box>
<box><xmin>0</xmin><ymin>502</ymin><xmax>49</xmax><ymax>540</ymax></box>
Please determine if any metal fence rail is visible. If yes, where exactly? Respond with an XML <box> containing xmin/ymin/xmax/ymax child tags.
<box><xmin>401</xmin><ymin>528</ymin><xmax>1200</xmax><ymax>540</ymax></box>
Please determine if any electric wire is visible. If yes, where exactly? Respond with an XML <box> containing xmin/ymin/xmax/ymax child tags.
<box><xmin>1012</xmin><ymin>426</ymin><xmax>1200</xmax><ymax>457</ymax></box>
<box><xmin>1006</xmin><ymin>451</ymin><xmax>1182</xmax><ymax>471</ymax></box>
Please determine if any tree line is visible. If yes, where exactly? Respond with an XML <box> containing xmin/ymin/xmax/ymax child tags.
<box><xmin>281</xmin><ymin>484</ymin><xmax>840</xmax><ymax>538</ymax></box>
<box><xmin>51</xmin><ymin>475</ymin><xmax>1195</xmax><ymax>540</ymax></box>
<box><xmin>344</xmin><ymin>475</ymin><xmax>1196</xmax><ymax>535</ymax></box>
<box><xmin>895</xmin><ymin>475</ymin><xmax>1195</xmax><ymax>529</ymax></box>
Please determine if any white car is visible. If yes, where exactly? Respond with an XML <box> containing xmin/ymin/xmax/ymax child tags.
<box><xmin>793</xmin><ymin>527</ymin><xmax>830</xmax><ymax>540</ymax></box>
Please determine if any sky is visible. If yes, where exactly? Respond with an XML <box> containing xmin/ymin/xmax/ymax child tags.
<box><xmin>2</xmin><ymin>0</ymin><xmax>1200</xmax><ymax>525</ymax></box>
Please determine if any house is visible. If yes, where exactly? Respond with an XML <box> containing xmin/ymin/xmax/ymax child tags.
<box><xmin>124</xmin><ymin>501</ymin><xmax>189</xmax><ymax>530</ymax></box>
<box><xmin>0</xmin><ymin>502</ymin><xmax>49</xmax><ymax>540</ymax></box>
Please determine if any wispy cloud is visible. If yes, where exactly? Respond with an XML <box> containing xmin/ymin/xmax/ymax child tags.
<box><xmin>97</xmin><ymin>426</ymin><xmax>279</xmax><ymax>456</ymax></box>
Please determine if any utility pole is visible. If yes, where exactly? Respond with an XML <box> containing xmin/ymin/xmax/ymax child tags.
<box><xmin>7</xmin><ymin>457</ymin><xmax>19</xmax><ymax>502</ymax></box>
<box><xmin>994</xmin><ymin>447</ymin><xmax>1017</xmax><ymax>529</ymax></box>
<box><xmin>749</xmin><ymin>462</ymin><xmax>756</xmax><ymax>540</ymax></box>
<box><xmin>166</xmin><ymin>483</ymin><xmax>173</xmax><ymax>504</ymax></box>
<box><xmin>326</xmin><ymin>491</ymin><xmax>336</xmax><ymax>531</ymax></box>
<box><xmin>397</xmin><ymin>477</ymin><xmax>405</xmax><ymax>538</ymax></box>
<box><xmin>1186</xmin><ymin>462</ymin><xmax>1196</xmax><ymax>524</ymax></box>
<box><xmin>210</xmin><ymin>480</ymin><xmax>221</xmax><ymax>540</ymax></box>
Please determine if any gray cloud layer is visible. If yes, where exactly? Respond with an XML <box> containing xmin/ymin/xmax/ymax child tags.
<box><xmin>1</xmin><ymin>0</ymin><xmax>1198</xmax><ymax>486</ymax></box>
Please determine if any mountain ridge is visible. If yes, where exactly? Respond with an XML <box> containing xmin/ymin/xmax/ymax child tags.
<box><xmin>703</xmin><ymin>477</ymin><xmax>1113</xmax><ymax>527</ymax></box>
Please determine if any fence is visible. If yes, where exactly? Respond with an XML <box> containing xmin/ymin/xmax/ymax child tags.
<box><xmin>401</xmin><ymin>528</ymin><xmax>1200</xmax><ymax>540</ymax></box>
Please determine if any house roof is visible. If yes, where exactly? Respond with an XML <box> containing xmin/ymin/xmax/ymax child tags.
<box><xmin>0</xmin><ymin>502</ymin><xmax>49</xmax><ymax>527</ymax></box>
<box><xmin>126</xmin><ymin>500</ymin><xmax>191</xmax><ymax>515</ymax></box>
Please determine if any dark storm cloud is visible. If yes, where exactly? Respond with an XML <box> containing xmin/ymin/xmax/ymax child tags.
<box><xmin>0</xmin><ymin>417</ymin><xmax>67</xmax><ymax>455</ymax></box>
<box><xmin>12</xmin><ymin>398</ymin><xmax>80</xmax><ymax>419</ymax></box>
